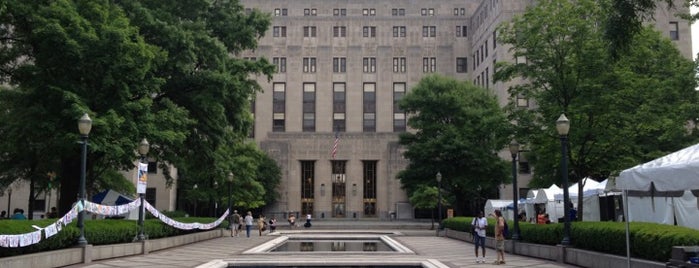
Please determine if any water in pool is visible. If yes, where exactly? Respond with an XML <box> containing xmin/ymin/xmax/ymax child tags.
<box><xmin>271</xmin><ymin>239</ymin><xmax>394</xmax><ymax>252</ymax></box>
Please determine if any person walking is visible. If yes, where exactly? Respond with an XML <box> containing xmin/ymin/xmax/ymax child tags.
<box><xmin>288</xmin><ymin>213</ymin><xmax>296</xmax><ymax>229</ymax></box>
<box><xmin>493</xmin><ymin>209</ymin><xmax>506</xmax><ymax>265</ymax></box>
<box><xmin>258</xmin><ymin>214</ymin><xmax>267</xmax><ymax>236</ymax></box>
<box><xmin>230</xmin><ymin>210</ymin><xmax>241</xmax><ymax>237</ymax></box>
<box><xmin>244</xmin><ymin>211</ymin><xmax>254</xmax><ymax>238</ymax></box>
<box><xmin>472</xmin><ymin>211</ymin><xmax>488</xmax><ymax>263</ymax></box>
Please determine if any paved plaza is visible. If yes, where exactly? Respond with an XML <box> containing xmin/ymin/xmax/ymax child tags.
<box><xmin>63</xmin><ymin>221</ymin><xmax>577</xmax><ymax>268</ymax></box>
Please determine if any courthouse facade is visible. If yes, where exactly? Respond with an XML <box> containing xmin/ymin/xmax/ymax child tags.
<box><xmin>238</xmin><ymin>0</ymin><xmax>692</xmax><ymax>220</ymax></box>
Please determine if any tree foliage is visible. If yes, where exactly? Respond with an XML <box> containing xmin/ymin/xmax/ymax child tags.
<box><xmin>398</xmin><ymin>75</ymin><xmax>511</xmax><ymax>216</ymax></box>
<box><xmin>0</xmin><ymin>0</ymin><xmax>279</xmax><ymax>216</ymax></box>
<box><xmin>496</xmin><ymin>0</ymin><xmax>699</xmax><ymax>219</ymax></box>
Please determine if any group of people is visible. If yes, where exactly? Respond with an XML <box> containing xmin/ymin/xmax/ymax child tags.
<box><xmin>0</xmin><ymin>207</ymin><xmax>58</xmax><ymax>220</ymax></box>
<box><xmin>228</xmin><ymin>210</ymin><xmax>279</xmax><ymax>238</ymax></box>
<box><xmin>471</xmin><ymin>209</ymin><xmax>507</xmax><ymax>265</ymax></box>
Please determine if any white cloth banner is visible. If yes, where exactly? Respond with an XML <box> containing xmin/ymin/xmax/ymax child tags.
<box><xmin>144</xmin><ymin>201</ymin><xmax>229</xmax><ymax>230</ymax></box>
<box><xmin>83</xmin><ymin>199</ymin><xmax>141</xmax><ymax>216</ymax></box>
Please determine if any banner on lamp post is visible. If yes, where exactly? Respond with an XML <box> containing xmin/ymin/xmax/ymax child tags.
<box><xmin>136</xmin><ymin>162</ymin><xmax>148</xmax><ymax>194</ymax></box>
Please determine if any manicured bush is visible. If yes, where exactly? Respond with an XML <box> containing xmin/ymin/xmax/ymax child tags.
<box><xmin>0</xmin><ymin>217</ymin><xmax>219</xmax><ymax>258</ymax></box>
<box><xmin>443</xmin><ymin>216</ymin><xmax>699</xmax><ymax>262</ymax></box>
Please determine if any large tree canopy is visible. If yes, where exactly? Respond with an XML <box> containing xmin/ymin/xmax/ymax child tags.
<box><xmin>496</xmin><ymin>0</ymin><xmax>699</xmax><ymax>219</ymax></box>
<box><xmin>0</xmin><ymin>0</ymin><xmax>279</xmax><ymax>216</ymax></box>
<box><xmin>398</xmin><ymin>75</ymin><xmax>511</xmax><ymax>216</ymax></box>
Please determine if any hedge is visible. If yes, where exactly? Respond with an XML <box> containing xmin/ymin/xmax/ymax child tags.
<box><xmin>0</xmin><ymin>217</ymin><xmax>216</xmax><ymax>258</ymax></box>
<box><xmin>442</xmin><ymin>216</ymin><xmax>699</xmax><ymax>262</ymax></box>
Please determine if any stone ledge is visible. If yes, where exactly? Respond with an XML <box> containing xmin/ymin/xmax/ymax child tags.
<box><xmin>0</xmin><ymin>229</ymin><xmax>223</xmax><ymax>268</ymax></box>
<box><xmin>444</xmin><ymin>229</ymin><xmax>665</xmax><ymax>268</ymax></box>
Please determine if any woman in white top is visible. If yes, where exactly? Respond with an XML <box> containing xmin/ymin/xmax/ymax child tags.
<box><xmin>244</xmin><ymin>211</ymin><xmax>254</xmax><ymax>238</ymax></box>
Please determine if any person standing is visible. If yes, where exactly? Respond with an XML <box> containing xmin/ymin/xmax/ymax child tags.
<box><xmin>304</xmin><ymin>213</ymin><xmax>312</xmax><ymax>228</ymax></box>
<box><xmin>472</xmin><ymin>211</ymin><xmax>488</xmax><ymax>263</ymax></box>
<box><xmin>11</xmin><ymin>208</ymin><xmax>26</xmax><ymax>220</ymax></box>
<box><xmin>493</xmin><ymin>209</ymin><xmax>506</xmax><ymax>265</ymax></box>
<box><xmin>288</xmin><ymin>213</ymin><xmax>296</xmax><ymax>229</ymax></box>
<box><xmin>244</xmin><ymin>211</ymin><xmax>254</xmax><ymax>238</ymax></box>
<box><xmin>258</xmin><ymin>214</ymin><xmax>267</xmax><ymax>236</ymax></box>
<box><xmin>230</xmin><ymin>210</ymin><xmax>241</xmax><ymax>237</ymax></box>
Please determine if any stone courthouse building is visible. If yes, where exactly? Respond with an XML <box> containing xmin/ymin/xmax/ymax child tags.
<box><xmin>237</xmin><ymin>0</ymin><xmax>693</xmax><ymax>220</ymax></box>
<box><xmin>1</xmin><ymin>0</ymin><xmax>690</xmax><ymax>221</ymax></box>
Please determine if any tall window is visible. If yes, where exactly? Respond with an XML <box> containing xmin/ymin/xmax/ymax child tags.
<box><xmin>333</xmin><ymin>83</ymin><xmax>346</xmax><ymax>132</ymax></box>
<box><xmin>333</xmin><ymin>8</ymin><xmax>347</xmax><ymax>16</ymax></box>
<box><xmin>363</xmin><ymin>57</ymin><xmax>376</xmax><ymax>73</ymax></box>
<box><xmin>393</xmin><ymin>57</ymin><xmax>406</xmax><ymax>73</ymax></box>
<box><xmin>331</xmin><ymin>161</ymin><xmax>347</xmax><ymax>218</ymax></box>
<box><xmin>303</xmin><ymin>57</ymin><xmax>316</xmax><ymax>73</ymax></box>
<box><xmin>422</xmin><ymin>57</ymin><xmax>436</xmax><ymax>73</ymax></box>
<box><xmin>303</xmin><ymin>26</ymin><xmax>317</xmax><ymax>37</ymax></box>
<box><xmin>363</xmin><ymin>160</ymin><xmax>377</xmax><ymax>217</ymax></box>
<box><xmin>333</xmin><ymin>26</ymin><xmax>347</xmax><ymax>37</ymax></box>
<box><xmin>333</xmin><ymin>57</ymin><xmax>346</xmax><ymax>73</ymax></box>
<box><xmin>363</xmin><ymin>83</ymin><xmax>376</xmax><ymax>132</ymax></box>
<box><xmin>493</xmin><ymin>31</ymin><xmax>497</xmax><ymax>48</ymax></box>
<box><xmin>670</xmin><ymin>21</ymin><xmax>679</xmax><ymax>40</ymax></box>
<box><xmin>273</xmin><ymin>83</ymin><xmax>286</xmax><ymax>132</ymax></box>
<box><xmin>304</xmin><ymin>8</ymin><xmax>317</xmax><ymax>16</ymax></box>
<box><xmin>273</xmin><ymin>57</ymin><xmax>286</xmax><ymax>73</ymax></box>
<box><xmin>422</xmin><ymin>26</ymin><xmax>436</xmax><ymax>37</ymax></box>
<box><xmin>391</xmin><ymin>8</ymin><xmax>405</xmax><ymax>16</ymax></box>
<box><xmin>303</xmin><ymin>83</ymin><xmax>316</xmax><ymax>132</ymax></box>
<box><xmin>393</xmin><ymin>83</ymin><xmax>406</xmax><ymax>132</ymax></box>
<box><xmin>274</xmin><ymin>8</ymin><xmax>288</xmax><ymax>16</ymax></box>
<box><xmin>392</xmin><ymin>26</ymin><xmax>406</xmax><ymax>37</ymax></box>
<box><xmin>362</xmin><ymin>26</ymin><xmax>376</xmax><ymax>37</ymax></box>
<box><xmin>456</xmin><ymin>57</ymin><xmax>467</xmax><ymax>73</ymax></box>
<box><xmin>301</xmin><ymin>161</ymin><xmax>315</xmax><ymax>216</ymax></box>
<box><xmin>273</xmin><ymin>26</ymin><xmax>286</xmax><ymax>37</ymax></box>
<box><xmin>456</xmin><ymin>26</ymin><xmax>467</xmax><ymax>37</ymax></box>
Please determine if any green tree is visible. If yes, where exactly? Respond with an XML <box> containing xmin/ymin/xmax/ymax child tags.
<box><xmin>398</xmin><ymin>75</ymin><xmax>511</xmax><ymax>216</ymax></box>
<box><xmin>0</xmin><ymin>0</ymin><xmax>277</xmax><ymax>216</ymax></box>
<box><xmin>408</xmin><ymin>185</ymin><xmax>441</xmax><ymax>229</ymax></box>
<box><xmin>496</xmin><ymin>0</ymin><xmax>698</xmax><ymax>220</ymax></box>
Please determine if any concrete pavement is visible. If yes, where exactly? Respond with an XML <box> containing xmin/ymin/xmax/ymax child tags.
<box><xmin>62</xmin><ymin>221</ymin><xmax>577</xmax><ymax>268</ymax></box>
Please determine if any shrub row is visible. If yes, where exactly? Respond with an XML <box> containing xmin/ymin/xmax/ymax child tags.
<box><xmin>0</xmin><ymin>217</ymin><xmax>217</xmax><ymax>258</ymax></box>
<box><xmin>442</xmin><ymin>216</ymin><xmax>699</xmax><ymax>262</ymax></box>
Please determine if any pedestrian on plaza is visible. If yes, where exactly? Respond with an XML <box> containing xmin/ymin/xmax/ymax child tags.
<box><xmin>230</xmin><ymin>210</ymin><xmax>241</xmax><ymax>237</ymax></box>
<box><xmin>288</xmin><ymin>213</ymin><xmax>296</xmax><ymax>229</ymax></box>
<box><xmin>244</xmin><ymin>211</ymin><xmax>254</xmax><ymax>238</ymax></box>
<box><xmin>493</xmin><ymin>209</ymin><xmax>506</xmax><ymax>265</ymax></box>
<box><xmin>269</xmin><ymin>217</ymin><xmax>277</xmax><ymax>232</ymax></box>
<box><xmin>0</xmin><ymin>210</ymin><xmax>6</xmax><ymax>219</ymax></box>
<box><xmin>304</xmin><ymin>213</ymin><xmax>312</xmax><ymax>228</ymax></box>
<box><xmin>258</xmin><ymin>214</ymin><xmax>267</xmax><ymax>236</ymax></box>
<box><xmin>471</xmin><ymin>211</ymin><xmax>488</xmax><ymax>263</ymax></box>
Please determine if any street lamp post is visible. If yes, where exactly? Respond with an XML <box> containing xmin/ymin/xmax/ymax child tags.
<box><xmin>192</xmin><ymin>184</ymin><xmax>198</xmax><ymax>217</ymax></box>
<box><xmin>436</xmin><ymin>172</ymin><xmax>442</xmax><ymax>235</ymax></box>
<box><xmin>137</xmin><ymin>138</ymin><xmax>150</xmax><ymax>241</ymax></box>
<box><xmin>509</xmin><ymin>139</ymin><xmax>521</xmax><ymax>241</ymax></box>
<box><xmin>77</xmin><ymin>113</ymin><xmax>92</xmax><ymax>246</ymax></box>
<box><xmin>556</xmin><ymin>114</ymin><xmax>572</xmax><ymax>246</ymax></box>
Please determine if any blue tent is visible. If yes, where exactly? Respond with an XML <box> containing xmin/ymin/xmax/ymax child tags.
<box><xmin>92</xmin><ymin>190</ymin><xmax>133</xmax><ymax>205</ymax></box>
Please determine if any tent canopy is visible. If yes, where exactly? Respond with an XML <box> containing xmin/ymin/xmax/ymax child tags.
<box><xmin>554</xmin><ymin>177</ymin><xmax>604</xmax><ymax>201</ymax></box>
<box><xmin>617</xmin><ymin>143</ymin><xmax>699</xmax><ymax>192</ymax></box>
<box><xmin>92</xmin><ymin>189</ymin><xmax>134</xmax><ymax>206</ymax></box>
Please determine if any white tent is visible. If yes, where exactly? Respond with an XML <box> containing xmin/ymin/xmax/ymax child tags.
<box><xmin>484</xmin><ymin>199</ymin><xmax>514</xmax><ymax>221</ymax></box>
<box><xmin>617</xmin><ymin>144</ymin><xmax>699</xmax><ymax>266</ymax></box>
<box><xmin>523</xmin><ymin>184</ymin><xmax>564</xmax><ymax>222</ymax></box>
<box><xmin>617</xmin><ymin>143</ymin><xmax>699</xmax><ymax>229</ymax></box>
<box><xmin>554</xmin><ymin>177</ymin><xmax>604</xmax><ymax>201</ymax></box>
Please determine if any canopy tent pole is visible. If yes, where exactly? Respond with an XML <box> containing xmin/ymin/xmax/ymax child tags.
<box><xmin>624</xmin><ymin>189</ymin><xmax>630</xmax><ymax>268</ymax></box>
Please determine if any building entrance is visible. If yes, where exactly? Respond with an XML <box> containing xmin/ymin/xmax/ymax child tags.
<box><xmin>331</xmin><ymin>161</ymin><xmax>346</xmax><ymax>217</ymax></box>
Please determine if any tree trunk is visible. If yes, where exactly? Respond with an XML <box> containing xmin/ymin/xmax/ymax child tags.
<box><xmin>59</xmin><ymin>157</ymin><xmax>80</xmax><ymax>215</ymax></box>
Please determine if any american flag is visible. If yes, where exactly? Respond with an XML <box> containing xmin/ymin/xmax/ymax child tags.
<box><xmin>331</xmin><ymin>131</ymin><xmax>339</xmax><ymax>159</ymax></box>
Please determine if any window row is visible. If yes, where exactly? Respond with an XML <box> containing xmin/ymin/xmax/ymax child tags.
<box><xmin>271</xmin><ymin>82</ymin><xmax>407</xmax><ymax>133</ymax></box>
<box><xmin>270</xmin><ymin>57</ymin><xmax>460</xmax><ymax>74</ymax></box>
<box><xmin>272</xmin><ymin>25</ymin><xmax>468</xmax><ymax>38</ymax></box>
<box><xmin>271</xmin><ymin>7</ymin><xmax>468</xmax><ymax>17</ymax></box>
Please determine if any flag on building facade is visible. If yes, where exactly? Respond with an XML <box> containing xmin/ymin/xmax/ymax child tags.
<box><xmin>331</xmin><ymin>131</ymin><xmax>339</xmax><ymax>159</ymax></box>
